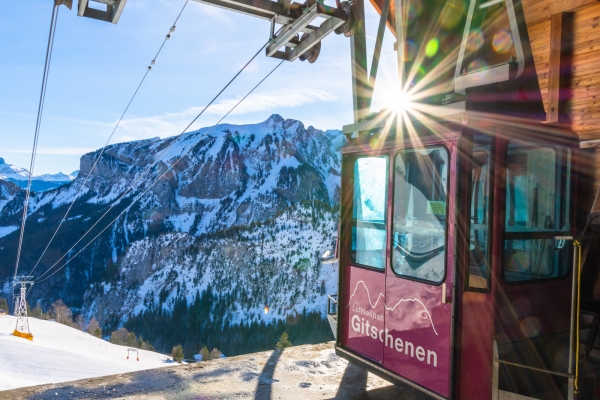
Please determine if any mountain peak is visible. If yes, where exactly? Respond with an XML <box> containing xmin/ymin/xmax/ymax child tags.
<box><xmin>0</xmin><ymin>158</ymin><xmax>4</xmax><ymax>165</ymax></box>
<box><xmin>267</xmin><ymin>114</ymin><xmax>284</xmax><ymax>123</ymax></box>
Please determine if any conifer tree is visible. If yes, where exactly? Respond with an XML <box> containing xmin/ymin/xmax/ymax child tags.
<box><xmin>0</xmin><ymin>297</ymin><xmax>8</xmax><ymax>313</ymax></box>
<box><xmin>30</xmin><ymin>303</ymin><xmax>43</xmax><ymax>319</ymax></box>
<box><xmin>209</xmin><ymin>347</ymin><xmax>222</xmax><ymax>360</ymax></box>
<box><xmin>88</xmin><ymin>317</ymin><xmax>102</xmax><ymax>338</ymax></box>
<box><xmin>199</xmin><ymin>346</ymin><xmax>210</xmax><ymax>361</ymax></box>
<box><xmin>172</xmin><ymin>345</ymin><xmax>184</xmax><ymax>363</ymax></box>
<box><xmin>276</xmin><ymin>332</ymin><xmax>292</xmax><ymax>349</ymax></box>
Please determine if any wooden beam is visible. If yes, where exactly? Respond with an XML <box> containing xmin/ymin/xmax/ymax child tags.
<box><xmin>547</xmin><ymin>12</ymin><xmax>572</xmax><ymax>123</ymax></box>
<box><xmin>350</xmin><ymin>0</ymin><xmax>369</xmax><ymax>123</ymax></box>
<box><xmin>547</xmin><ymin>13</ymin><xmax>563</xmax><ymax>123</ymax></box>
<box><xmin>523</xmin><ymin>0</ymin><xmax>599</xmax><ymax>25</ymax></box>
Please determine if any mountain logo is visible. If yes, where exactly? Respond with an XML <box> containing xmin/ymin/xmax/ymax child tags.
<box><xmin>347</xmin><ymin>280</ymin><xmax>439</xmax><ymax>335</ymax></box>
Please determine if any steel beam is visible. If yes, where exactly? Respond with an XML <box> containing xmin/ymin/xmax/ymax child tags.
<box><xmin>288</xmin><ymin>16</ymin><xmax>344</xmax><ymax>61</ymax></box>
<box><xmin>367</xmin><ymin>0</ymin><xmax>390</xmax><ymax>109</ymax></box>
<box><xmin>192</xmin><ymin>0</ymin><xmax>292</xmax><ymax>24</ymax></box>
<box><xmin>266</xmin><ymin>4</ymin><xmax>318</xmax><ymax>56</ymax></box>
<box><xmin>350</xmin><ymin>0</ymin><xmax>369</xmax><ymax>123</ymax></box>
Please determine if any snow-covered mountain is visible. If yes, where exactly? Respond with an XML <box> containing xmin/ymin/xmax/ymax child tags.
<box><xmin>0</xmin><ymin>115</ymin><xmax>343</xmax><ymax>357</ymax></box>
<box><xmin>0</xmin><ymin>157</ymin><xmax>76</xmax><ymax>192</ymax></box>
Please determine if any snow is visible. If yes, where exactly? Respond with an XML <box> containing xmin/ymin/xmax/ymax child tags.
<box><xmin>0</xmin><ymin>316</ymin><xmax>174</xmax><ymax>391</ymax></box>
<box><xmin>0</xmin><ymin>225</ymin><xmax>18</xmax><ymax>238</ymax></box>
<box><xmin>0</xmin><ymin>157</ymin><xmax>75</xmax><ymax>182</ymax></box>
<box><xmin>36</xmin><ymin>172</ymin><xmax>75</xmax><ymax>182</ymax></box>
<box><xmin>0</xmin><ymin>157</ymin><xmax>30</xmax><ymax>180</ymax></box>
<box><xmin>167</xmin><ymin>212</ymin><xmax>195</xmax><ymax>233</ymax></box>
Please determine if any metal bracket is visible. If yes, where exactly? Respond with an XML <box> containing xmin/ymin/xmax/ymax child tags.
<box><xmin>194</xmin><ymin>0</ymin><xmax>346</xmax><ymax>62</ymax></box>
<box><xmin>267</xmin><ymin>3</ymin><xmax>346</xmax><ymax>62</ymax></box>
<box><xmin>55</xmin><ymin>0</ymin><xmax>73</xmax><ymax>9</ymax></box>
<box><xmin>77</xmin><ymin>0</ymin><xmax>127</xmax><ymax>24</ymax></box>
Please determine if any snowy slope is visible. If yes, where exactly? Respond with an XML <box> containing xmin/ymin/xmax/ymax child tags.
<box><xmin>0</xmin><ymin>316</ymin><xmax>174</xmax><ymax>390</ymax></box>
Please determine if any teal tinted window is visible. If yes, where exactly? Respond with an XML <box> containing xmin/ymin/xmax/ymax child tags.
<box><xmin>504</xmin><ymin>142</ymin><xmax>571</xmax><ymax>282</ymax></box>
<box><xmin>351</xmin><ymin>157</ymin><xmax>389</xmax><ymax>269</ymax></box>
<box><xmin>392</xmin><ymin>147</ymin><xmax>449</xmax><ymax>283</ymax></box>
<box><xmin>468</xmin><ymin>146</ymin><xmax>490</xmax><ymax>290</ymax></box>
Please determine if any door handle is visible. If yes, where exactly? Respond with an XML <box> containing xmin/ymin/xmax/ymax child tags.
<box><xmin>442</xmin><ymin>283</ymin><xmax>451</xmax><ymax>304</ymax></box>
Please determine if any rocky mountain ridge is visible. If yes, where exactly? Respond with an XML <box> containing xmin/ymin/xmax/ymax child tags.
<box><xmin>0</xmin><ymin>115</ymin><xmax>342</xmax><ymax>355</ymax></box>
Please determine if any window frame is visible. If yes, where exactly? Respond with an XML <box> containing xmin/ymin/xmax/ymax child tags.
<box><xmin>501</xmin><ymin>139</ymin><xmax>573</xmax><ymax>285</ymax></box>
<box><xmin>389</xmin><ymin>145</ymin><xmax>451</xmax><ymax>286</ymax></box>
<box><xmin>465</xmin><ymin>139</ymin><xmax>493</xmax><ymax>293</ymax></box>
<box><xmin>350</xmin><ymin>154</ymin><xmax>390</xmax><ymax>272</ymax></box>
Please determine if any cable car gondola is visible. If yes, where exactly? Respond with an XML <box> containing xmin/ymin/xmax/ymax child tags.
<box><xmin>75</xmin><ymin>0</ymin><xmax>600</xmax><ymax>397</ymax></box>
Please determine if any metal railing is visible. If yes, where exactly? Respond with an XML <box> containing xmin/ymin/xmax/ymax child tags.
<box><xmin>492</xmin><ymin>236</ymin><xmax>583</xmax><ymax>400</ymax></box>
<box><xmin>327</xmin><ymin>294</ymin><xmax>338</xmax><ymax>339</ymax></box>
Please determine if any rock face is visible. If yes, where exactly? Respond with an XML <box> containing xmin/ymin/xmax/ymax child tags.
<box><xmin>0</xmin><ymin>115</ymin><xmax>343</xmax><ymax>350</ymax></box>
<box><xmin>0</xmin><ymin>179</ymin><xmax>21</xmax><ymax>211</ymax></box>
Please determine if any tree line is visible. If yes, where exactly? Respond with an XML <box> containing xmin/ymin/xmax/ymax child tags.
<box><xmin>125</xmin><ymin>287</ymin><xmax>333</xmax><ymax>359</ymax></box>
<box><xmin>0</xmin><ymin>297</ymin><xmax>154</xmax><ymax>352</ymax></box>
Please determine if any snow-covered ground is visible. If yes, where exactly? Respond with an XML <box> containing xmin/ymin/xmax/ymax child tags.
<box><xmin>0</xmin><ymin>316</ymin><xmax>175</xmax><ymax>391</ymax></box>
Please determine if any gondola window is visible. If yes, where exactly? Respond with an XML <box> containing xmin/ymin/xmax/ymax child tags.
<box><xmin>392</xmin><ymin>147</ymin><xmax>449</xmax><ymax>283</ymax></box>
<box><xmin>504</xmin><ymin>142</ymin><xmax>571</xmax><ymax>282</ymax></box>
<box><xmin>351</xmin><ymin>157</ymin><xmax>389</xmax><ymax>269</ymax></box>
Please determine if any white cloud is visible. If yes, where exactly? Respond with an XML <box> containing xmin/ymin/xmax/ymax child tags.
<box><xmin>109</xmin><ymin>87</ymin><xmax>336</xmax><ymax>141</ymax></box>
<box><xmin>191</xmin><ymin>2</ymin><xmax>234</xmax><ymax>26</ymax></box>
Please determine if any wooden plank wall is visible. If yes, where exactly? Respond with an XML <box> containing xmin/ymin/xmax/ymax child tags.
<box><xmin>571</xmin><ymin>4</ymin><xmax>600</xmax><ymax>138</ymax></box>
<box><xmin>527</xmin><ymin>3</ymin><xmax>600</xmax><ymax>206</ymax></box>
<box><xmin>528</xmin><ymin>18</ymin><xmax>551</xmax><ymax>117</ymax></box>
<box><xmin>526</xmin><ymin>2</ymin><xmax>600</xmax><ymax>297</ymax></box>
<box><xmin>526</xmin><ymin>2</ymin><xmax>600</xmax><ymax>137</ymax></box>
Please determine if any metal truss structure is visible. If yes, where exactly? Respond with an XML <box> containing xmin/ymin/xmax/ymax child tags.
<box><xmin>13</xmin><ymin>276</ymin><xmax>34</xmax><ymax>338</ymax></box>
<box><xmin>191</xmin><ymin>0</ymin><xmax>348</xmax><ymax>63</ymax></box>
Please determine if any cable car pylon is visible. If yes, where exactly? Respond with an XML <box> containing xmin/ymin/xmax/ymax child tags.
<box><xmin>12</xmin><ymin>276</ymin><xmax>34</xmax><ymax>341</ymax></box>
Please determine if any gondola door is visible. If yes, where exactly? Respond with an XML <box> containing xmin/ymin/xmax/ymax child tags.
<box><xmin>342</xmin><ymin>154</ymin><xmax>390</xmax><ymax>365</ymax></box>
<box><xmin>383</xmin><ymin>142</ymin><xmax>456</xmax><ymax>398</ymax></box>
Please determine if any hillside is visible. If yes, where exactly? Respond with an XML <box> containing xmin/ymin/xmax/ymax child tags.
<box><xmin>0</xmin><ymin>115</ymin><xmax>342</xmax><ymax>357</ymax></box>
<box><xmin>0</xmin><ymin>316</ymin><xmax>173</xmax><ymax>391</ymax></box>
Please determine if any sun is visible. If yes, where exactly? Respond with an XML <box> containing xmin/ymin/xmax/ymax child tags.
<box><xmin>381</xmin><ymin>90</ymin><xmax>414</xmax><ymax>114</ymax></box>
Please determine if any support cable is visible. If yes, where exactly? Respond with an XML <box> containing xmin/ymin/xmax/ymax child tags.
<box><xmin>14</xmin><ymin>4</ymin><xmax>60</xmax><ymax>279</ymax></box>
<box><xmin>29</xmin><ymin>0</ymin><xmax>190</xmax><ymax>277</ymax></box>
<box><xmin>35</xmin><ymin>60</ymin><xmax>284</xmax><ymax>284</ymax></box>
<box><xmin>34</xmin><ymin>37</ymin><xmax>275</xmax><ymax>283</ymax></box>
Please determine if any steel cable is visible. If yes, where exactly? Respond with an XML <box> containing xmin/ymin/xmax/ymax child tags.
<box><xmin>35</xmin><ymin>60</ymin><xmax>284</xmax><ymax>284</ymax></box>
<box><xmin>14</xmin><ymin>4</ymin><xmax>59</xmax><ymax>279</ymax></box>
<box><xmin>29</xmin><ymin>0</ymin><xmax>190</xmax><ymax>277</ymax></box>
<box><xmin>33</xmin><ymin>37</ymin><xmax>275</xmax><ymax>283</ymax></box>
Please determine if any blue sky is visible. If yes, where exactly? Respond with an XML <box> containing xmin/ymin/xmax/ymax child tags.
<box><xmin>1</xmin><ymin>0</ymin><xmax>399</xmax><ymax>175</ymax></box>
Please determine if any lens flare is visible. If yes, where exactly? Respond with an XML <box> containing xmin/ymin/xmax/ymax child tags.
<box><xmin>440</xmin><ymin>0</ymin><xmax>465</xmax><ymax>29</ymax></box>
<box><xmin>468</xmin><ymin>59</ymin><xmax>487</xmax><ymax>74</ymax></box>
<box><xmin>492</xmin><ymin>30</ymin><xmax>513</xmax><ymax>54</ymax></box>
<box><xmin>407</xmin><ymin>0</ymin><xmax>424</xmax><ymax>20</ymax></box>
<box><xmin>466</xmin><ymin>29</ymin><xmax>484</xmax><ymax>52</ymax></box>
<box><xmin>264</xmin><ymin>305</ymin><xmax>269</xmax><ymax>314</ymax></box>
<box><xmin>425</xmin><ymin>38</ymin><xmax>439</xmax><ymax>58</ymax></box>
<box><xmin>404</xmin><ymin>40</ymin><xmax>417</xmax><ymax>62</ymax></box>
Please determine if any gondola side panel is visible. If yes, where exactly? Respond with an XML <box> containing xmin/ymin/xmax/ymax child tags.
<box><xmin>342</xmin><ymin>266</ymin><xmax>386</xmax><ymax>364</ymax></box>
